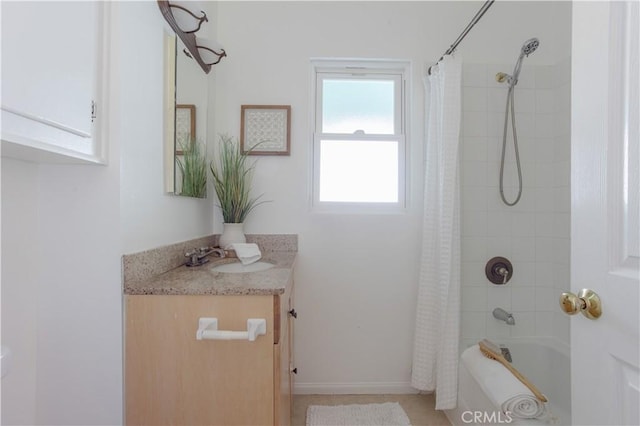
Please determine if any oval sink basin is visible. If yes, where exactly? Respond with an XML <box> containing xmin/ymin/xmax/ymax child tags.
<box><xmin>212</xmin><ymin>261</ymin><xmax>274</xmax><ymax>273</ymax></box>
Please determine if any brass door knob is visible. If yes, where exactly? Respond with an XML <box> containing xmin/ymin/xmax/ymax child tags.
<box><xmin>559</xmin><ymin>289</ymin><xmax>602</xmax><ymax>320</ymax></box>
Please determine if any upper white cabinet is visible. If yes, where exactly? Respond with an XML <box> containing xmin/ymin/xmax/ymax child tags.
<box><xmin>1</xmin><ymin>1</ymin><xmax>108</xmax><ymax>164</ymax></box>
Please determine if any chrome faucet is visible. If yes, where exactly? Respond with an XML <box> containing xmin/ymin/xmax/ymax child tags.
<box><xmin>493</xmin><ymin>307</ymin><xmax>515</xmax><ymax>325</ymax></box>
<box><xmin>210</xmin><ymin>248</ymin><xmax>226</xmax><ymax>258</ymax></box>
<box><xmin>185</xmin><ymin>247</ymin><xmax>225</xmax><ymax>267</ymax></box>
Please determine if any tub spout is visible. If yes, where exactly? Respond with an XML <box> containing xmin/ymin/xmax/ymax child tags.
<box><xmin>493</xmin><ymin>307</ymin><xmax>515</xmax><ymax>325</ymax></box>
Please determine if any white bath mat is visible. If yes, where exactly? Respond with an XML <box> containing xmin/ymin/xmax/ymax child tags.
<box><xmin>306</xmin><ymin>402</ymin><xmax>411</xmax><ymax>426</ymax></box>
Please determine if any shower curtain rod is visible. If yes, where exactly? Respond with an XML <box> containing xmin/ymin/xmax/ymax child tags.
<box><xmin>428</xmin><ymin>0</ymin><xmax>495</xmax><ymax>75</ymax></box>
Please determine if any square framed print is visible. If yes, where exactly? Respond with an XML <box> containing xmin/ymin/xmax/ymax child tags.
<box><xmin>240</xmin><ymin>105</ymin><xmax>291</xmax><ymax>155</ymax></box>
<box><xmin>176</xmin><ymin>104</ymin><xmax>196</xmax><ymax>155</ymax></box>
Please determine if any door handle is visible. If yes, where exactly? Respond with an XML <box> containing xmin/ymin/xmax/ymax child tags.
<box><xmin>559</xmin><ymin>289</ymin><xmax>602</xmax><ymax>320</ymax></box>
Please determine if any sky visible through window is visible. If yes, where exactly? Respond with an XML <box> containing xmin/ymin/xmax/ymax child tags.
<box><xmin>322</xmin><ymin>79</ymin><xmax>395</xmax><ymax>134</ymax></box>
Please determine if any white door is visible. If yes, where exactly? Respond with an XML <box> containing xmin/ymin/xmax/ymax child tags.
<box><xmin>571</xmin><ymin>2</ymin><xmax>639</xmax><ymax>425</ymax></box>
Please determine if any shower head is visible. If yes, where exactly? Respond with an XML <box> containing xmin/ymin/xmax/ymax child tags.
<box><xmin>496</xmin><ymin>38</ymin><xmax>541</xmax><ymax>87</ymax></box>
<box><xmin>508</xmin><ymin>38</ymin><xmax>540</xmax><ymax>86</ymax></box>
<box><xmin>521</xmin><ymin>38</ymin><xmax>540</xmax><ymax>57</ymax></box>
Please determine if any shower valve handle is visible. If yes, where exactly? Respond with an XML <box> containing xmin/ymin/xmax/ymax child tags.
<box><xmin>485</xmin><ymin>257</ymin><xmax>513</xmax><ymax>285</ymax></box>
<box><xmin>497</xmin><ymin>267</ymin><xmax>509</xmax><ymax>284</ymax></box>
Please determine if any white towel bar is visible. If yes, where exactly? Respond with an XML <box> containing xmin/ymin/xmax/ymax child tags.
<box><xmin>196</xmin><ymin>318</ymin><xmax>266</xmax><ymax>342</ymax></box>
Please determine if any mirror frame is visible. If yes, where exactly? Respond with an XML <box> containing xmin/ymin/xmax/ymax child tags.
<box><xmin>163</xmin><ymin>32</ymin><xmax>177</xmax><ymax>193</ymax></box>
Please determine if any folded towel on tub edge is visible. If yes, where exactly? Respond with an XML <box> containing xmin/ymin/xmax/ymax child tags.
<box><xmin>461</xmin><ymin>344</ymin><xmax>549</xmax><ymax>420</ymax></box>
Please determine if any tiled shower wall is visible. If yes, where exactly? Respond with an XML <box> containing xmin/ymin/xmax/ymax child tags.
<box><xmin>459</xmin><ymin>59</ymin><xmax>571</xmax><ymax>349</ymax></box>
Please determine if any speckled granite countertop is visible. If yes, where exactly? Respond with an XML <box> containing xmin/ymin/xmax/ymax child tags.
<box><xmin>124</xmin><ymin>251</ymin><xmax>296</xmax><ymax>296</ymax></box>
<box><xmin>122</xmin><ymin>234</ymin><xmax>297</xmax><ymax>296</ymax></box>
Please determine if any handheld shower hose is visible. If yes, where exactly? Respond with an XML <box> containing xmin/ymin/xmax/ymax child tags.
<box><xmin>498</xmin><ymin>38</ymin><xmax>539</xmax><ymax>206</ymax></box>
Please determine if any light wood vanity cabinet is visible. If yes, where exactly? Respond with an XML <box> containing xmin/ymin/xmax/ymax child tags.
<box><xmin>125</xmin><ymin>278</ymin><xmax>295</xmax><ymax>426</ymax></box>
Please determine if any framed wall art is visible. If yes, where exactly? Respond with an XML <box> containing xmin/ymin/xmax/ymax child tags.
<box><xmin>240</xmin><ymin>105</ymin><xmax>291</xmax><ymax>155</ymax></box>
<box><xmin>176</xmin><ymin>104</ymin><xmax>195</xmax><ymax>155</ymax></box>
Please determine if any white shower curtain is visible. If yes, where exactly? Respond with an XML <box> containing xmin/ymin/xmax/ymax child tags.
<box><xmin>411</xmin><ymin>54</ymin><xmax>462</xmax><ymax>410</ymax></box>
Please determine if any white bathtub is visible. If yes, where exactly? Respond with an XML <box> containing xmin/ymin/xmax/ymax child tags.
<box><xmin>446</xmin><ymin>337</ymin><xmax>571</xmax><ymax>426</ymax></box>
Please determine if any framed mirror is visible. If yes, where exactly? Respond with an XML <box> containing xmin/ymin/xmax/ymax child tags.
<box><xmin>164</xmin><ymin>34</ymin><xmax>209</xmax><ymax>198</ymax></box>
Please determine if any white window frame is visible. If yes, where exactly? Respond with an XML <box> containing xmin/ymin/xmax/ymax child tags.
<box><xmin>310</xmin><ymin>58</ymin><xmax>410</xmax><ymax>213</ymax></box>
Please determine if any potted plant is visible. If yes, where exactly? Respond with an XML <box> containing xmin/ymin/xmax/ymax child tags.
<box><xmin>209</xmin><ymin>134</ymin><xmax>265</xmax><ymax>249</ymax></box>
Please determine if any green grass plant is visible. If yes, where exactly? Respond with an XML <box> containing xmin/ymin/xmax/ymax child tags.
<box><xmin>209</xmin><ymin>135</ymin><xmax>265</xmax><ymax>223</ymax></box>
<box><xmin>176</xmin><ymin>138</ymin><xmax>208</xmax><ymax>198</ymax></box>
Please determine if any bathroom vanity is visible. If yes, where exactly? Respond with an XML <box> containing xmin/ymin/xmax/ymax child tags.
<box><xmin>123</xmin><ymin>236</ymin><xmax>297</xmax><ymax>426</ymax></box>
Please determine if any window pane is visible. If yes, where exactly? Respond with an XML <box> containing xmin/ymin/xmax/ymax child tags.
<box><xmin>322</xmin><ymin>79</ymin><xmax>395</xmax><ymax>134</ymax></box>
<box><xmin>319</xmin><ymin>140</ymin><xmax>398</xmax><ymax>202</ymax></box>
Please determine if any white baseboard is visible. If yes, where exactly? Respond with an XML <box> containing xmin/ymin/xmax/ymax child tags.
<box><xmin>294</xmin><ymin>381</ymin><xmax>417</xmax><ymax>395</ymax></box>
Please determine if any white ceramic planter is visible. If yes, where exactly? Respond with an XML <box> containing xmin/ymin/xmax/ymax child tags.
<box><xmin>218</xmin><ymin>223</ymin><xmax>246</xmax><ymax>249</ymax></box>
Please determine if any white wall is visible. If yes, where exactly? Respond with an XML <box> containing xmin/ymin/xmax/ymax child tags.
<box><xmin>119</xmin><ymin>2</ymin><xmax>215</xmax><ymax>254</ymax></box>
<box><xmin>1</xmin><ymin>123</ymin><xmax>123</xmax><ymax>425</ymax></box>
<box><xmin>214</xmin><ymin>1</ymin><xmax>567</xmax><ymax>393</ymax></box>
<box><xmin>1</xmin><ymin>1</ymin><xmax>216</xmax><ymax>424</ymax></box>
<box><xmin>1</xmin><ymin>159</ymin><xmax>39</xmax><ymax>426</ymax></box>
<box><xmin>34</xmin><ymin>163</ymin><xmax>122</xmax><ymax>425</ymax></box>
